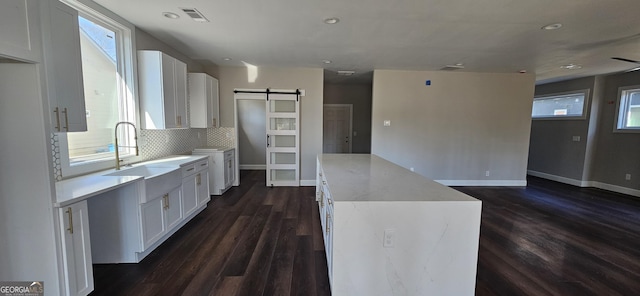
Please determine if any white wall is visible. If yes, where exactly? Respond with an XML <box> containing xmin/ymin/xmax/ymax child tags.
<box><xmin>218</xmin><ymin>66</ymin><xmax>323</xmax><ymax>182</ymax></box>
<box><xmin>371</xmin><ymin>70</ymin><xmax>535</xmax><ymax>185</ymax></box>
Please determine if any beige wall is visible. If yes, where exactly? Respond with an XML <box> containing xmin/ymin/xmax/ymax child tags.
<box><xmin>218</xmin><ymin>66</ymin><xmax>323</xmax><ymax>181</ymax></box>
<box><xmin>371</xmin><ymin>69</ymin><xmax>535</xmax><ymax>184</ymax></box>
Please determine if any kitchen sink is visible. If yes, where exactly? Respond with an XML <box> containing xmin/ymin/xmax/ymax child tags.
<box><xmin>106</xmin><ymin>165</ymin><xmax>181</xmax><ymax>203</ymax></box>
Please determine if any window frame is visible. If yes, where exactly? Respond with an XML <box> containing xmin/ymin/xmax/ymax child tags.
<box><xmin>531</xmin><ymin>89</ymin><xmax>590</xmax><ymax>120</ymax></box>
<box><xmin>58</xmin><ymin>0</ymin><xmax>140</xmax><ymax>178</ymax></box>
<box><xmin>614</xmin><ymin>85</ymin><xmax>640</xmax><ymax>133</ymax></box>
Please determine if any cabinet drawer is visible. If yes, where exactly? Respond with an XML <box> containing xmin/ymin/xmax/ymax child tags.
<box><xmin>181</xmin><ymin>163</ymin><xmax>197</xmax><ymax>177</ymax></box>
<box><xmin>195</xmin><ymin>159</ymin><xmax>208</xmax><ymax>171</ymax></box>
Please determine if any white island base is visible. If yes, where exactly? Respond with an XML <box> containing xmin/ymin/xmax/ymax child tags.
<box><xmin>317</xmin><ymin>154</ymin><xmax>482</xmax><ymax>296</ymax></box>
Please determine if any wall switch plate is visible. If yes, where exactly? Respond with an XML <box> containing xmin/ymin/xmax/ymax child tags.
<box><xmin>485</xmin><ymin>170</ymin><xmax>490</xmax><ymax>177</ymax></box>
<box><xmin>626</xmin><ymin>174</ymin><xmax>631</xmax><ymax>181</ymax></box>
<box><xmin>383</xmin><ymin>229</ymin><xmax>396</xmax><ymax>248</ymax></box>
<box><xmin>572</xmin><ymin>136</ymin><xmax>581</xmax><ymax>142</ymax></box>
<box><xmin>383</xmin><ymin>120</ymin><xmax>391</xmax><ymax>127</ymax></box>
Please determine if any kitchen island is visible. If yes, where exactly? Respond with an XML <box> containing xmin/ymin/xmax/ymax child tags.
<box><xmin>316</xmin><ymin>154</ymin><xmax>482</xmax><ymax>296</ymax></box>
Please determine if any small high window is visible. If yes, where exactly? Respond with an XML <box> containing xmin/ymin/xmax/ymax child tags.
<box><xmin>532</xmin><ymin>90</ymin><xmax>588</xmax><ymax>119</ymax></box>
<box><xmin>615</xmin><ymin>86</ymin><xmax>640</xmax><ymax>131</ymax></box>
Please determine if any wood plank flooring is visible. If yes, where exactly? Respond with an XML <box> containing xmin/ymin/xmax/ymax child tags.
<box><xmin>90</xmin><ymin>172</ymin><xmax>640</xmax><ymax>296</ymax></box>
<box><xmin>455</xmin><ymin>176</ymin><xmax>640</xmax><ymax>296</ymax></box>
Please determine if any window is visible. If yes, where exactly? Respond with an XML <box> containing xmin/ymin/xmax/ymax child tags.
<box><xmin>59</xmin><ymin>1</ymin><xmax>138</xmax><ymax>177</ymax></box>
<box><xmin>532</xmin><ymin>90</ymin><xmax>589</xmax><ymax>119</ymax></box>
<box><xmin>615</xmin><ymin>86</ymin><xmax>640</xmax><ymax>131</ymax></box>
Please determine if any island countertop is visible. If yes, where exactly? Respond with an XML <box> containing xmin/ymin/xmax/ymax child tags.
<box><xmin>318</xmin><ymin>154</ymin><xmax>479</xmax><ymax>202</ymax></box>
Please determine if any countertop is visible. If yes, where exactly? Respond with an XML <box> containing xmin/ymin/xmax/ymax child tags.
<box><xmin>54</xmin><ymin>155</ymin><xmax>208</xmax><ymax>207</ymax></box>
<box><xmin>318</xmin><ymin>154</ymin><xmax>479</xmax><ymax>202</ymax></box>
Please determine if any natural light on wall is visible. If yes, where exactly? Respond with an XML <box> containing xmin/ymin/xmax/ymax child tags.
<box><xmin>242</xmin><ymin>61</ymin><xmax>258</xmax><ymax>83</ymax></box>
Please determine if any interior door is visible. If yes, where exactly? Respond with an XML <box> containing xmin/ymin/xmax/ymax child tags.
<box><xmin>323</xmin><ymin>104</ymin><xmax>352</xmax><ymax>153</ymax></box>
<box><xmin>266</xmin><ymin>93</ymin><xmax>300</xmax><ymax>186</ymax></box>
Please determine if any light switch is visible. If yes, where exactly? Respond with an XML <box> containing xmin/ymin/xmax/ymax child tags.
<box><xmin>383</xmin><ymin>229</ymin><xmax>396</xmax><ymax>248</ymax></box>
<box><xmin>572</xmin><ymin>136</ymin><xmax>581</xmax><ymax>142</ymax></box>
<box><xmin>383</xmin><ymin>120</ymin><xmax>391</xmax><ymax>127</ymax></box>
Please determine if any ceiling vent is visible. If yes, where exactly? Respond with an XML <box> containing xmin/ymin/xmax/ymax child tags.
<box><xmin>337</xmin><ymin>70</ymin><xmax>355</xmax><ymax>76</ymax></box>
<box><xmin>440</xmin><ymin>64</ymin><xmax>465</xmax><ymax>71</ymax></box>
<box><xmin>180</xmin><ymin>8</ymin><xmax>209</xmax><ymax>22</ymax></box>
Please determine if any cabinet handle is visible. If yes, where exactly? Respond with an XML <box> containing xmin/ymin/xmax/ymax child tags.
<box><xmin>228</xmin><ymin>160</ymin><xmax>231</xmax><ymax>168</ymax></box>
<box><xmin>323</xmin><ymin>181</ymin><xmax>326</xmax><ymax>185</ymax></box>
<box><xmin>53</xmin><ymin>107</ymin><xmax>61</xmax><ymax>132</ymax></box>
<box><xmin>187</xmin><ymin>168</ymin><xmax>194</xmax><ymax>172</ymax></box>
<box><xmin>196</xmin><ymin>173</ymin><xmax>201</xmax><ymax>185</ymax></box>
<box><xmin>200</xmin><ymin>163</ymin><xmax>207</xmax><ymax>166</ymax></box>
<box><xmin>320</xmin><ymin>192</ymin><xmax>324</xmax><ymax>207</ymax></box>
<box><xmin>328</xmin><ymin>199</ymin><xmax>333</xmax><ymax>205</ymax></box>
<box><xmin>163</xmin><ymin>194</ymin><xmax>169</xmax><ymax>209</ymax></box>
<box><xmin>61</xmin><ymin>108</ymin><xmax>69</xmax><ymax>131</ymax></box>
<box><xmin>266</xmin><ymin>135</ymin><xmax>270</xmax><ymax>147</ymax></box>
<box><xmin>212</xmin><ymin>118</ymin><xmax>217</xmax><ymax>128</ymax></box>
<box><xmin>326</xmin><ymin>213</ymin><xmax>331</xmax><ymax>234</ymax></box>
<box><xmin>66</xmin><ymin>207</ymin><xmax>73</xmax><ymax>234</ymax></box>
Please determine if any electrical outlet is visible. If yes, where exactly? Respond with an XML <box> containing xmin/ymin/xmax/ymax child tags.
<box><xmin>197</xmin><ymin>132</ymin><xmax>201</xmax><ymax>139</ymax></box>
<box><xmin>383</xmin><ymin>120</ymin><xmax>391</xmax><ymax>127</ymax></box>
<box><xmin>626</xmin><ymin>174</ymin><xmax>631</xmax><ymax>181</ymax></box>
<box><xmin>165</xmin><ymin>134</ymin><xmax>170</xmax><ymax>144</ymax></box>
<box><xmin>383</xmin><ymin>229</ymin><xmax>396</xmax><ymax>248</ymax></box>
<box><xmin>485</xmin><ymin>170</ymin><xmax>490</xmax><ymax>177</ymax></box>
<box><xmin>226</xmin><ymin>132</ymin><xmax>231</xmax><ymax>138</ymax></box>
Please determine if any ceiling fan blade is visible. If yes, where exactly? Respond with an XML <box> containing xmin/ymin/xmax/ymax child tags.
<box><xmin>612</xmin><ymin>57</ymin><xmax>640</xmax><ymax>64</ymax></box>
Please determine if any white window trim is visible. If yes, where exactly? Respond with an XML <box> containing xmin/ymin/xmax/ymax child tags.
<box><xmin>532</xmin><ymin>89</ymin><xmax>590</xmax><ymax>120</ymax></box>
<box><xmin>59</xmin><ymin>0</ymin><xmax>141</xmax><ymax>178</ymax></box>
<box><xmin>614</xmin><ymin>85</ymin><xmax>640</xmax><ymax>133</ymax></box>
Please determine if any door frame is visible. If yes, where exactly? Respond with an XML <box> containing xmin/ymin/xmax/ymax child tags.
<box><xmin>233</xmin><ymin>88</ymin><xmax>303</xmax><ymax>186</ymax></box>
<box><xmin>323</xmin><ymin>104</ymin><xmax>353</xmax><ymax>153</ymax></box>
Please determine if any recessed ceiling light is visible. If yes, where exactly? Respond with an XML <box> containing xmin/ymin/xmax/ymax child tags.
<box><xmin>322</xmin><ymin>60</ymin><xmax>332</xmax><ymax>64</ymax></box>
<box><xmin>519</xmin><ymin>70</ymin><xmax>527</xmax><ymax>73</ymax></box>
<box><xmin>324</xmin><ymin>17</ymin><xmax>340</xmax><ymax>24</ymax></box>
<box><xmin>561</xmin><ymin>64</ymin><xmax>582</xmax><ymax>70</ymax></box>
<box><xmin>223</xmin><ymin>57</ymin><xmax>232</xmax><ymax>61</ymax></box>
<box><xmin>541</xmin><ymin>23</ymin><xmax>562</xmax><ymax>30</ymax></box>
<box><xmin>163</xmin><ymin>12</ymin><xmax>180</xmax><ymax>19</ymax></box>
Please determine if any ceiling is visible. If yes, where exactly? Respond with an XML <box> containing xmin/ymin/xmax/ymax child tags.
<box><xmin>94</xmin><ymin>0</ymin><xmax>640</xmax><ymax>84</ymax></box>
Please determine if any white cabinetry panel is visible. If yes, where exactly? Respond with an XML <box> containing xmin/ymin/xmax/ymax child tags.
<box><xmin>59</xmin><ymin>201</ymin><xmax>94</xmax><ymax>296</ymax></box>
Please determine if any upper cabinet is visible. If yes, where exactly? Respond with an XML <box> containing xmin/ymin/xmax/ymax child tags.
<box><xmin>188</xmin><ymin>73</ymin><xmax>220</xmax><ymax>128</ymax></box>
<box><xmin>42</xmin><ymin>0</ymin><xmax>88</xmax><ymax>132</ymax></box>
<box><xmin>138</xmin><ymin>50</ymin><xmax>188</xmax><ymax>129</ymax></box>
<box><xmin>0</xmin><ymin>0</ymin><xmax>42</xmax><ymax>62</ymax></box>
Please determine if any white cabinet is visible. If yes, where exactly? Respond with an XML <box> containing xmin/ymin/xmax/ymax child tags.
<box><xmin>43</xmin><ymin>0</ymin><xmax>87</xmax><ymax>132</ymax></box>
<box><xmin>181</xmin><ymin>159</ymin><xmax>210</xmax><ymax>217</ymax></box>
<box><xmin>193</xmin><ymin>148</ymin><xmax>235</xmax><ymax>195</ymax></box>
<box><xmin>140</xmin><ymin>186</ymin><xmax>181</xmax><ymax>250</ymax></box>
<box><xmin>138</xmin><ymin>50</ymin><xmax>188</xmax><ymax>129</ymax></box>
<box><xmin>188</xmin><ymin>73</ymin><xmax>220</xmax><ymax>128</ymax></box>
<box><xmin>59</xmin><ymin>201</ymin><xmax>94</xmax><ymax>296</ymax></box>
<box><xmin>0</xmin><ymin>0</ymin><xmax>41</xmax><ymax>62</ymax></box>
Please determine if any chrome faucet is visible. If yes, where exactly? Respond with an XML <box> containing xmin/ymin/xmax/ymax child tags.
<box><xmin>114</xmin><ymin>122</ymin><xmax>139</xmax><ymax>170</ymax></box>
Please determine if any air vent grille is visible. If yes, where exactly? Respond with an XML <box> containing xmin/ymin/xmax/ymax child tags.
<box><xmin>180</xmin><ymin>8</ymin><xmax>209</xmax><ymax>22</ymax></box>
<box><xmin>337</xmin><ymin>70</ymin><xmax>355</xmax><ymax>76</ymax></box>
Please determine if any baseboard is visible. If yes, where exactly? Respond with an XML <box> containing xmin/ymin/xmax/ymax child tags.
<box><xmin>527</xmin><ymin>170</ymin><xmax>640</xmax><ymax>198</ymax></box>
<box><xmin>240</xmin><ymin>164</ymin><xmax>266</xmax><ymax>170</ymax></box>
<box><xmin>591</xmin><ymin>181</ymin><xmax>640</xmax><ymax>198</ymax></box>
<box><xmin>435</xmin><ymin>180</ymin><xmax>527</xmax><ymax>186</ymax></box>
<box><xmin>300</xmin><ymin>179</ymin><xmax>316</xmax><ymax>186</ymax></box>
<box><xmin>526</xmin><ymin>170</ymin><xmax>590</xmax><ymax>187</ymax></box>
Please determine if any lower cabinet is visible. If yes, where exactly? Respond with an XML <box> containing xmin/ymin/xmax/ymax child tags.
<box><xmin>140</xmin><ymin>186</ymin><xmax>181</xmax><ymax>250</ymax></box>
<box><xmin>182</xmin><ymin>159</ymin><xmax>210</xmax><ymax>217</ymax></box>
<box><xmin>59</xmin><ymin>201</ymin><xmax>94</xmax><ymax>296</ymax></box>
<box><xmin>196</xmin><ymin>170</ymin><xmax>210</xmax><ymax>208</ymax></box>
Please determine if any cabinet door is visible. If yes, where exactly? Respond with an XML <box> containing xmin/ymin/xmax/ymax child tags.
<box><xmin>59</xmin><ymin>201</ymin><xmax>94</xmax><ymax>296</ymax></box>
<box><xmin>164</xmin><ymin>186</ymin><xmax>183</xmax><ymax>230</ymax></box>
<box><xmin>48</xmin><ymin>0</ymin><xmax>87</xmax><ymax>132</ymax></box>
<box><xmin>182</xmin><ymin>174</ymin><xmax>198</xmax><ymax>217</ymax></box>
<box><xmin>326</xmin><ymin>203</ymin><xmax>334</xmax><ymax>286</ymax></box>
<box><xmin>197</xmin><ymin>171</ymin><xmax>211</xmax><ymax>207</ymax></box>
<box><xmin>0</xmin><ymin>0</ymin><xmax>40</xmax><ymax>62</ymax></box>
<box><xmin>160</xmin><ymin>53</ymin><xmax>177</xmax><ymax>128</ymax></box>
<box><xmin>174</xmin><ymin>59</ymin><xmax>188</xmax><ymax>128</ymax></box>
<box><xmin>210</xmin><ymin>76</ymin><xmax>220</xmax><ymax>128</ymax></box>
<box><xmin>140</xmin><ymin>196</ymin><xmax>166</xmax><ymax>250</ymax></box>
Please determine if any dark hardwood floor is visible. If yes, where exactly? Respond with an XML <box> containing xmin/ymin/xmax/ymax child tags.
<box><xmin>90</xmin><ymin>172</ymin><xmax>640</xmax><ymax>296</ymax></box>
<box><xmin>455</xmin><ymin>176</ymin><xmax>640</xmax><ymax>296</ymax></box>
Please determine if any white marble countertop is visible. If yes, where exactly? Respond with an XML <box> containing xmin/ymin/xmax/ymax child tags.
<box><xmin>192</xmin><ymin>146</ymin><xmax>234</xmax><ymax>152</ymax></box>
<box><xmin>318</xmin><ymin>154</ymin><xmax>479</xmax><ymax>202</ymax></box>
<box><xmin>54</xmin><ymin>155</ymin><xmax>208</xmax><ymax>207</ymax></box>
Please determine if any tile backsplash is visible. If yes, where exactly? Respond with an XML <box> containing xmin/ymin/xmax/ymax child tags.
<box><xmin>51</xmin><ymin>127</ymin><xmax>235</xmax><ymax>181</ymax></box>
